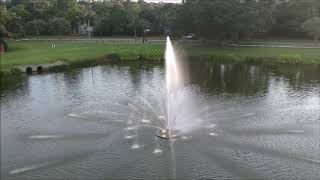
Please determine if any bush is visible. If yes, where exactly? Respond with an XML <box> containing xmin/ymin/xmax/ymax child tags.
<box><xmin>5</xmin><ymin>15</ymin><xmax>25</xmax><ymax>38</ymax></box>
<box><xmin>47</xmin><ymin>17</ymin><xmax>71</xmax><ymax>35</ymax></box>
<box><xmin>105</xmin><ymin>53</ymin><xmax>121</xmax><ymax>61</ymax></box>
<box><xmin>0</xmin><ymin>38</ymin><xmax>8</xmax><ymax>51</ymax></box>
<box><xmin>10</xmin><ymin>67</ymin><xmax>22</xmax><ymax>75</ymax></box>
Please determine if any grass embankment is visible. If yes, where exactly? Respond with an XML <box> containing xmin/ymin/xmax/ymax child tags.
<box><xmin>185</xmin><ymin>45</ymin><xmax>320</xmax><ymax>64</ymax></box>
<box><xmin>0</xmin><ymin>40</ymin><xmax>164</xmax><ymax>72</ymax></box>
<box><xmin>1</xmin><ymin>40</ymin><xmax>320</xmax><ymax>72</ymax></box>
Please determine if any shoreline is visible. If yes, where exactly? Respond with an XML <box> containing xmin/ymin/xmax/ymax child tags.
<box><xmin>1</xmin><ymin>52</ymin><xmax>319</xmax><ymax>75</ymax></box>
<box><xmin>1</xmin><ymin>40</ymin><xmax>320</xmax><ymax>77</ymax></box>
<box><xmin>1</xmin><ymin>55</ymin><xmax>319</xmax><ymax>91</ymax></box>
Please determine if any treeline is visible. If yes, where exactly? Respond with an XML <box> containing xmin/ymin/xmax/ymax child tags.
<box><xmin>0</xmin><ymin>0</ymin><xmax>320</xmax><ymax>41</ymax></box>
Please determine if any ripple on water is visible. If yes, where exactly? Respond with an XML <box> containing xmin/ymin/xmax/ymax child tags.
<box><xmin>131</xmin><ymin>144</ymin><xmax>141</xmax><ymax>150</ymax></box>
<box><xmin>125</xmin><ymin>127</ymin><xmax>136</xmax><ymax>131</ymax></box>
<box><xmin>206</xmin><ymin>124</ymin><xmax>216</xmax><ymax>129</ymax></box>
<box><xmin>124</xmin><ymin>135</ymin><xmax>136</xmax><ymax>139</ymax></box>
<box><xmin>10</xmin><ymin>165</ymin><xmax>42</xmax><ymax>175</ymax></box>
<box><xmin>181</xmin><ymin>136</ymin><xmax>192</xmax><ymax>141</ymax></box>
<box><xmin>29</xmin><ymin>135</ymin><xmax>66</xmax><ymax>139</ymax></box>
<box><xmin>141</xmin><ymin>119</ymin><xmax>151</xmax><ymax>124</ymax></box>
<box><xmin>2</xmin><ymin>60</ymin><xmax>320</xmax><ymax>180</ymax></box>
<box><xmin>153</xmin><ymin>148</ymin><xmax>163</xmax><ymax>155</ymax></box>
<box><xmin>9</xmin><ymin>161</ymin><xmax>58</xmax><ymax>175</ymax></box>
<box><xmin>67</xmin><ymin>113</ymin><xmax>84</xmax><ymax>119</ymax></box>
<box><xmin>209</xmin><ymin>132</ymin><xmax>219</xmax><ymax>137</ymax></box>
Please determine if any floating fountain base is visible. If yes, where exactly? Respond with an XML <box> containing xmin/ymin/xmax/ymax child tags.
<box><xmin>156</xmin><ymin>129</ymin><xmax>179</xmax><ymax>139</ymax></box>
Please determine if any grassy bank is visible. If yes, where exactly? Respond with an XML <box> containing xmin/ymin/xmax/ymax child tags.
<box><xmin>1</xmin><ymin>40</ymin><xmax>320</xmax><ymax>72</ymax></box>
<box><xmin>183</xmin><ymin>45</ymin><xmax>320</xmax><ymax>64</ymax></box>
<box><xmin>1</xmin><ymin>40</ymin><xmax>164</xmax><ymax>72</ymax></box>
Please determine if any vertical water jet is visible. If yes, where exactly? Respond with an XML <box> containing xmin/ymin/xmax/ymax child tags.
<box><xmin>165</xmin><ymin>36</ymin><xmax>178</xmax><ymax>179</ymax></box>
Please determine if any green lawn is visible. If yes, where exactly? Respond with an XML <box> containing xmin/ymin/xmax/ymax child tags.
<box><xmin>183</xmin><ymin>45</ymin><xmax>320</xmax><ymax>63</ymax></box>
<box><xmin>0</xmin><ymin>40</ymin><xmax>164</xmax><ymax>71</ymax></box>
<box><xmin>1</xmin><ymin>40</ymin><xmax>320</xmax><ymax>72</ymax></box>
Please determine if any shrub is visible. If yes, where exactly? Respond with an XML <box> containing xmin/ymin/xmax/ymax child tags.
<box><xmin>10</xmin><ymin>67</ymin><xmax>22</xmax><ymax>75</ymax></box>
<box><xmin>0</xmin><ymin>38</ymin><xmax>8</xmax><ymax>51</ymax></box>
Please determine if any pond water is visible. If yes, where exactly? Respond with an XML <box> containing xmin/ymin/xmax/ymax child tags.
<box><xmin>1</xmin><ymin>60</ymin><xmax>320</xmax><ymax>180</ymax></box>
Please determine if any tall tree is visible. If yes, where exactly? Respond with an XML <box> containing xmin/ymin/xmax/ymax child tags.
<box><xmin>124</xmin><ymin>2</ymin><xmax>141</xmax><ymax>39</ymax></box>
<box><xmin>302</xmin><ymin>17</ymin><xmax>320</xmax><ymax>45</ymax></box>
<box><xmin>270</xmin><ymin>0</ymin><xmax>310</xmax><ymax>37</ymax></box>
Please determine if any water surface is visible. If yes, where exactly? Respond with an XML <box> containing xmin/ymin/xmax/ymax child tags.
<box><xmin>1</xmin><ymin>60</ymin><xmax>320</xmax><ymax>179</ymax></box>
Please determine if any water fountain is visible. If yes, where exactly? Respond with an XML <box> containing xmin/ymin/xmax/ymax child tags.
<box><xmin>66</xmin><ymin>36</ymin><xmax>208</xmax><ymax>179</ymax></box>
<box><xmin>5</xmin><ymin>36</ymin><xmax>320</xmax><ymax>180</ymax></box>
<box><xmin>66</xmin><ymin>37</ymin><xmax>207</xmax><ymax>142</ymax></box>
<box><xmin>157</xmin><ymin>36</ymin><xmax>183</xmax><ymax>139</ymax></box>
<box><xmin>128</xmin><ymin>37</ymin><xmax>205</xmax><ymax>140</ymax></box>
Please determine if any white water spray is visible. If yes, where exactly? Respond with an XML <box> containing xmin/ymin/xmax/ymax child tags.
<box><xmin>165</xmin><ymin>36</ymin><xmax>180</xmax><ymax>179</ymax></box>
<box><xmin>122</xmin><ymin>36</ymin><xmax>206</xmax><ymax>179</ymax></box>
<box><xmin>166</xmin><ymin>36</ymin><xmax>183</xmax><ymax>93</ymax></box>
<box><xmin>164</xmin><ymin>37</ymin><xmax>204</xmax><ymax>134</ymax></box>
<box><xmin>166</xmin><ymin>37</ymin><xmax>178</xmax><ymax>135</ymax></box>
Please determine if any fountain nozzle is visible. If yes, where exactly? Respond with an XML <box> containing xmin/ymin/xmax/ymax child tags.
<box><xmin>156</xmin><ymin>129</ymin><xmax>179</xmax><ymax>140</ymax></box>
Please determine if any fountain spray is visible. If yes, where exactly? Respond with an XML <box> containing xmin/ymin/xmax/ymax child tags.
<box><xmin>156</xmin><ymin>36</ymin><xmax>182</xmax><ymax>139</ymax></box>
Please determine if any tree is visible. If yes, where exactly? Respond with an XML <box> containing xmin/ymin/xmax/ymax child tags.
<box><xmin>125</xmin><ymin>2</ymin><xmax>141</xmax><ymax>39</ymax></box>
<box><xmin>93</xmin><ymin>1</ymin><xmax>113</xmax><ymax>36</ymax></box>
<box><xmin>0</xmin><ymin>24</ymin><xmax>8</xmax><ymax>39</ymax></box>
<box><xmin>93</xmin><ymin>3</ymin><xmax>128</xmax><ymax>36</ymax></box>
<box><xmin>47</xmin><ymin>17</ymin><xmax>71</xmax><ymax>35</ymax></box>
<box><xmin>9</xmin><ymin>4</ymin><xmax>30</xmax><ymax>21</ymax></box>
<box><xmin>302</xmin><ymin>17</ymin><xmax>320</xmax><ymax>46</ymax></box>
<box><xmin>25</xmin><ymin>19</ymin><xmax>46</xmax><ymax>35</ymax></box>
<box><xmin>158</xmin><ymin>4</ymin><xmax>178</xmax><ymax>35</ymax></box>
<box><xmin>55</xmin><ymin>0</ymin><xmax>81</xmax><ymax>33</ymax></box>
<box><xmin>109</xmin><ymin>4</ymin><xmax>128</xmax><ymax>35</ymax></box>
<box><xmin>138</xmin><ymin>2</ymin><xmax>159</xmax><ymax>35</ymax></box>
<box><xmin>270</xmin><ymin>0</ymin><xmax>310</xmax><ymax>37</ymax></box>
<box><xmin>0</xmin><ymin>6</ymin><xmax>25</xmax><ymax>37</ymax></box>
<box><xmin>190</xmin><ymin>0</ymin><xmax>238</xmax><ymax>39</ymax></box>
<box><xmin>0</xmin><ymin>0</ymin><xmax>318</xmax><ymax>39</ymax></box>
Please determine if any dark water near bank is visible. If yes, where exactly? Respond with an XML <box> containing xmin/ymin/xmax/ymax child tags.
<box><xmin>1</xmin><ymin>60</ymin><xmax>320</xmax><ymax>180</ymax></box>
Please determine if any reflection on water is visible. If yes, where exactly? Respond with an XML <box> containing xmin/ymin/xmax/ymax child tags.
<box><xmin>1</xmin><ymin>60</ymin><xmax>320</xmax><ymax>180</ymax></box>
<box><xmin>187</xmin><ymin>59</ymin><xmax>320</xmax><ymax>95</ymax></box>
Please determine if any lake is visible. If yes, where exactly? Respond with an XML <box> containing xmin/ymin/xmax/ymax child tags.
<box><xmin>1</xmin><ymin>60</ymin><xmax>320</xmax><ymax>179</ymax></box>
